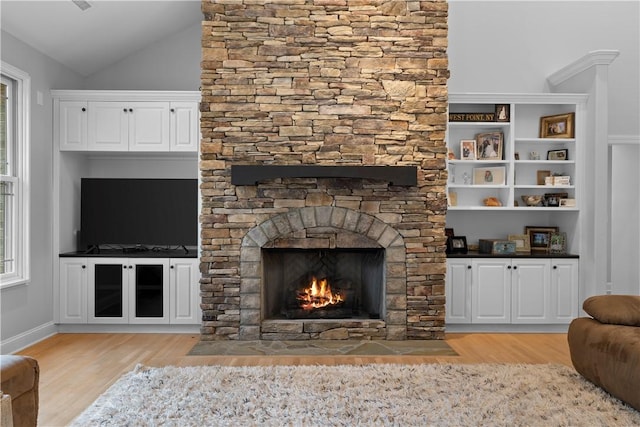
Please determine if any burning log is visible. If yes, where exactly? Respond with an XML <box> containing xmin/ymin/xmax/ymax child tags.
<box><xmin>297</xmin><ymin>277</ymin><xmax>344</xmax><ymax>310</ymax></box>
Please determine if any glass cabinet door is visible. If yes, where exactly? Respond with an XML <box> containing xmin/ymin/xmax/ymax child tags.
<box><xmin>134</xmin><ymin>264</ymin><xmax>164</xmax><ymax>318</ymax></box>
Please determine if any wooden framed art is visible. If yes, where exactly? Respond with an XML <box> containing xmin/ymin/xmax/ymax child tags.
<box><xmin>508</xmin><ymin>234</ymin><xmax>531</xmax><ymax>254</ymax></box>
<box><xmin>495</xmin><ymin>104</ymin><xmax>510</xmax><ymax>122</ymax></box>
<box><xmin>537</xmin><ymin>170</ymin><xmax>551</xmax><ymax>185</ymax></box>
<box><xmin>540</xmin><ymin>112</ymin><xmax>575</xmax><ymax>138</ymax></box>
<box><xmin>473</xmin><ymin>166</ymin><xmax>505</xmax><ymax>185</ymax></box>
<box><xmin>475</xmin><ymin>131</ymin><xmax>503</xmax><ymax>160</ymax></box>
<box><xmin>525</xmin><ymin>226</ymin><xmax>559</xmax><ymax>253</ymax></box>
<box><xmin>549</xmin><ymin>232</ymin><xmax>568</xmax><ymax>254</ymax></box>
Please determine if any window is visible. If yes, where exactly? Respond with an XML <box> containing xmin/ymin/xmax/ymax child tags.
<box><xmin>1</xmin><ymin>62</ymin><xmax>30</xmax><ymax>288</ymax></box>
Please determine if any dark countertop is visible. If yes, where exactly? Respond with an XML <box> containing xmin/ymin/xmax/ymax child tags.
<box><xmin>447</xmin><ymin>251</ymin><xmax>579</xmax><ymax>259</ymax></box>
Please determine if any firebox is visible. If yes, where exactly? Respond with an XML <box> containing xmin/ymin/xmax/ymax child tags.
<box><xmin>262</xmin><ymin>248</ymin><xmax>384</xmax><ymax>320</ymax></box>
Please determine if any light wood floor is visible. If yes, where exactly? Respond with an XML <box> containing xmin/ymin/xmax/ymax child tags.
<box><xmin>18</xmin><ymin>333</ymin><xmax>572</xmax><ymax>427</ymax></box>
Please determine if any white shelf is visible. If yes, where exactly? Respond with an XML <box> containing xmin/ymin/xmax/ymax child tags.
<box><xmin>515</xmin><ymin>138</ymin><xmax>575</xmax><ymax>144</ymax></box>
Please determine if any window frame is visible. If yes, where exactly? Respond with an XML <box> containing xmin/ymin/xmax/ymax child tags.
<box><xmin>1</xmin><ymin>61</ymin><xmax>30</xmax><ymax>288</ymax></box>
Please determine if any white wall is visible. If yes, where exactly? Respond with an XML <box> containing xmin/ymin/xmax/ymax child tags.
<box><xmin>83</xmin><ymin>23</ymin><xmax>201</xmax><ymax>91</ymax></box>
<box><xmin>0</xmin><ymin>31</ymin><xmax>85</xmax><ymax>350</ymax></box>
<box><xmin>449</xmin><ymin>1</ymin><xmax>640</xmax><ymax>296</ymax></box>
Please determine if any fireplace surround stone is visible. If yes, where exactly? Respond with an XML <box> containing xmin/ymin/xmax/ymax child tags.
<box><xmin>199</xmin><ymin>0</ymin><xmax>449</xmax><ymax>340</ymax></box>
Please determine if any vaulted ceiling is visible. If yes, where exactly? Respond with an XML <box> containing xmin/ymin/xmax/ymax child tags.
<box><xmin>1</xmin><ymin>1</ymin><xmax>202</xmax><ymax>77</ymax></box>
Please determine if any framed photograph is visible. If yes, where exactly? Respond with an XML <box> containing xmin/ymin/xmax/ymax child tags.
<box><xmin>495</xmin><ymin>104</ymin><xmax>510</xmax><ymax>122</ymax></box>
<box><xmin>549</xmin><ymin>232</ymin><xmax>567</xmax><ymax>254</ymax></box>
<box><xmin>537</xmin><ymin>170</ymin><xmax>551</xmax><ymax>185</ymax></box>
<box><xmin>525</xmin><ymin>226</ymin><xmax>559</xmax><ymax>253</ymax></box>
<box><xmin>544</xmin><ymin>192</ymin><xmax>568</xmax><ymax>207</ymax></box>
<box><xmin>475</xmin><ymin>132</ymin><xmax>503</xmax><ymax>160</ymax></box>
<box><xmin>560</xmin><ymin>198</ymin><xmax>576</xmax><ymax>208</ymax></box>
<box><xmin>447</xmin><ymin>236</ymin><xmax>468</xmax><ymax>254</ymax></box>
<box><xmin>460</xmin><ymin>140</ymin><xmax>477</xmax><ymax>160</ymax></box>
<box><xmin>508</xmin><ymin>234</ymin><xmax>531</xmax><ymax>254</ymax></box>
<box><xmin>473</xmin><ymin>166</ymin><xmax>506</xmax><ymax>185</ymax></box>
<box><xmin>540</xmin><ymin>112</ymin><xmax>575</xmax><ymax>138</ymax></box>
<box><xmin>547</xmin><ymin>149</ymin><xmax>568</xmax><ymax>161</ymax></box>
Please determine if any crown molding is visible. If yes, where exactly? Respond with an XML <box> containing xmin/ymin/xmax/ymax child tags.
<box><xmin>547</xmin><ymin>50</ymin><xmax>620</xmax><ymax>88</ymax></box>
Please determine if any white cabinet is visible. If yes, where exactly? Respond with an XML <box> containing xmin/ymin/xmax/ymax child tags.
<box><xmin>169</xmin><ymin>258</ymin><xmax>201</xmax><ymax>324</ymax></box>
<box><xmin>54</xmin><ymin>91</ymin><xmax>200</xmax><ymax>153</ymax></box>
<box><xmin>446</xmin><ymin>257</ymin><xmax>579</xmax><ymax>325</ymax></box>
<box><xmin>59</xmin><ymin>257</ymin><xmax>199</xmax><ymax>325</ymax></box>
<box><xmin>472</xmin><ymin>259</ymin><xmax>511</xmax><ymax>323</ymax></box>
<box><xmin>445</xmin><ymin>259</ymin><xmax>472</xmax><ymax>323</ymax></box>
<box><xmin>59</xmin><ymin>258</ymin><xmax>88</xmax><ymax>323</ymax></box>
<box><xmin>88</xmin><ymin>101</ymin><xmax>170</xmax><ymax>152</ymax></box>
<box><xmin>59</xmin><ymin>101</ymin><xmax>88</xmax><ymax>151</ymax></box>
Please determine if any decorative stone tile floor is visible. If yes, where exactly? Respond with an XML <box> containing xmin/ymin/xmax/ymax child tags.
<box><xmin>188</xmin><ymin>340</ymin><xmax>457</xmax><ymax>357</ymax></box>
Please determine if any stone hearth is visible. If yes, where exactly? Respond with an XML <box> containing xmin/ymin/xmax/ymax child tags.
<box><xmin>199</xmin><ymin>0</ymin><xmax>449</xmax><ymax>340</ymax></box>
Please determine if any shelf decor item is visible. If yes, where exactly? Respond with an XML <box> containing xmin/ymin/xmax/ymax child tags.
<box><xmin>508</xmin><ymin>234</ymin><xmax>531</xmax><ymax>254</ymax></box>
<box><xmin>495</xmin><ymin>104</ymin><xmax>510</xmax><ymax>122</ymax></box>
<box><xmin>475</xmin><ymin>131</ymin><xmax>503</xmax><ymax>160</ymax></box>
<box><xmin>540</xmin><ymin>112</ymin><xmax>575</xmax><ymax>138</ymax></box>
<box><xmin>448</xmin><ymin>112</ymin><xmax>495</xmax><ymax>122</ymax></box>
<box><xmin>547</xmin><ymin>149</ymin><xmax>569</xmax><ymax>160</ymax></box>
<box><xmin>447</xmin><ymin>236</ymin><xmax>468</xmax><ymax>254</ymax></box>
<box><xmin>560</xmin><ymin>198</ymin><xmax>576</xmax><ymax>207</ymax></box>
<box><xmin>549</xmin><ymin>232</ymin><xmax>568</xmax><ymax>254</ymax></box>
<box><xmin>473</xmin><ymin>166</ymin><xmax>505</xmax><ymax>185</ymax></box>
<box><xmin>479</xmin><ymin>239</ymin><xmax>516</xmax><ymax>255</ymax></box>
<box><xmin>537</xmin><ymin>170</ymin><xmax>551</xmax><ymax>185</ymax></box>
<box><xmin>544</xmin><ymin>192</ymin><xmax>568</xmax><ymax>207</ymax></box>
<box><xmin>521</xmin><ymin>195</ymin><xmax>543</xmax><ymax>207</ymax></box>
<box><xmin>460</xmin><ymin>140</ymin><xmax>477</xmax><ymax>160</ymax></box>
<box><xmin>525</xmin><ymin>226</ymin><xmax>559</xmax><ymax>253</ymax></box>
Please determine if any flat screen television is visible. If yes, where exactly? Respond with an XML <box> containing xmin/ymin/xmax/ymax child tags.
<box><xmin>80</xmin><ymin>178</ymin><xmax>198</xmax><ymax>251</ymax></box>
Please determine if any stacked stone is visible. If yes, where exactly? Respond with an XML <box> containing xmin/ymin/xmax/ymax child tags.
<box><xmin>200</xmin><ymin>0</ymin><xmax>449</xmax><ymax>340</ymax></box>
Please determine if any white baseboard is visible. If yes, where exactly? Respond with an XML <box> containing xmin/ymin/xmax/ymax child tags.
<box><xmin>57</xmin><ymin>324</ymin><xmax>201</xmax><ymax>334</ymax></box>
<box><xmin>1</xmin><ymin>322</ymin><xmax>58</xmax><ymax>354</ymax></box>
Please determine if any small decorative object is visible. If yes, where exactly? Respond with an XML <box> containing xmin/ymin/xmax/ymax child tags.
<box><xmin>545</xmin><ymin>175</ymin><xmax>571</xmax><ymax>186</ymax></box>
<box><xmin>547</xmin><ymin>149</ymin><xmax>569</xmax><ymax>160</ymax></box>
<box><xmin>449</xmin><ymin>112</ymin><xmax>495</xmax><ymax>122</ymax></box>
<box><xmin>462</xmin><ymin>172</ymin><xmax>471</xmax><ymax>185</ymax></box>
<box><xmin>525</xmin><ymin>226</ymin><xmax>559</xmax><ymax>253</ymax></box>
<box><xmin>479</xmin><ymin>239</ymin><xmax>516</xmax><ymax>255</ymax></box>
<box><xmin>560</xmin><ymin>198</ymin><xmax>576</xmax><ymax>207</ymax></box>
<box><xmin>473</xmin><ymin>166</ymin><xmax>506</xmax><ymax>185</ymax></box>
<box><xmin>508</xmin><ymin>234</ymin><xmax>531</xmax><ymax>254</ymax></box>
<box><xmin>521</xmin><ymin>195</ymin><xmax>543</xmax><ymax>207</ymax></box>
<box><xmin>495</xmin><ymin>104</ymin><xmax>510</xmax><ymax>122</ymax></box>
<box><xmin>475</xmin><ymin>131</ymin><xmax>503</xmax><ymax>160</ymax></box>
<box><xmin>514</xmin><ymin>152</ymin><xmax>520</xmax><ymax>160</ymax></box>
<box><xmin>448</xmin><ymin>148</ymin><xmax>456</xmax><ymax>160</ymax></box>
<box><xmin>540</xmin><ymin>112</ymin><xmax>575</xmax><ymax>138</ymax></box>
<box><xmin>544</xmin><ymin>192</ymin><xmax>568</xmax><ymax>207</ymax></box>
<box><xmin>549</xmin><ymin>232</ymin><xmax>567</xmax><ymax>254</ymax></box>
<box><xmin>448</xmin><ymin>191</ymin><xmax>457</xmax><ymax>207</ymax></box>
<box><xmin>460</xmin><ymin>140</ymin><xmax>477</xmax><ymax>160</ymax></box>
<box><xmin>529</xmin><ymin>151</ymin><xmax>540</xmax><ymax>160</ymax></box>
<box><xmin>450</xmin><ymin>164</ymin><xmax>456</xmax><ymax>183</ymax></box>
<box><xmin>447</xmin><ymin>236</ymin><xmax>468</xmax><ymax>254</ymax></box>
<box><xmin>537</xmin><ymin>170</ymin><xmax>551</xmax><ymax>185</ymax></box>
<box><xmin>445</xmin><ymin>228</ymin><xmax>455</xmax><ymax>254</ymax></box>
<box><xmin>483</xmin><ymin>197</ymin><xmax>502</xmax><ymax>207</ymax></box>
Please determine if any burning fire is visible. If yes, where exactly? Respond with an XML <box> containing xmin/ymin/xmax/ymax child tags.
<box><xmin>297</xmin><ymin>277</ymin><xmax>344</xmax><ymax>310</ymax></box>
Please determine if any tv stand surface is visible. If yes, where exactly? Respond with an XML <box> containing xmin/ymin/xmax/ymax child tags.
<box><xmin>60</xmin><ymin>249</ymin><xmax>197</xmax><ymax>258</ymax></box>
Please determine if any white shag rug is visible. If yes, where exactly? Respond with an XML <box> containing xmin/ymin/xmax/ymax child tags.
<box><xmin>70</xmin><ymin>363</ymin><xmax>640</xmax><ymax>426</ymax></box>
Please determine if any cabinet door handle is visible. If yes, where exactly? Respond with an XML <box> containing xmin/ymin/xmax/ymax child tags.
<box><xmin>513</xmin><ymin>265</ymin><xmax>518</xmax><ymax>270</ymax></box>
<box><xmin>82</xmin><ymin>265</ymin><xmax>86</xmax><ymax>269</ymax></box>
<box><xmin>123</xmin><ymin>108</ymin><xmax>128</xmax><ymax>113</ymax></box>
<box><xmin>129</xmin><ymin>108</ymin><xmax>133</xmax><ymax>113</ymax></box>
<box><xmin>170</xmin><ymin>265</ymin><xmax>174</xmax><ymax>269</ymax></box>
<box><xmin>553</xmin><ymin>265</ymin><xmax>558</xmax><ymax>270</ymax></box>
<box><xmin>81</xmin><ymin>107</ymin><xmax>86</xmax><ymax>112</ymax></box>
<box><xmin>467</xmin><ymin>265</ymin><xmax>472</xmax><ymax>269</ymax></box>
<box><xmin>507</xmin><ymin>265</ymin><xmax>512</xmax><ymax>269</ymax></box>
<box><xmin>170</xmin><ymin>108</ymin><xmax>175</xmax><ymax>113</ymax></box>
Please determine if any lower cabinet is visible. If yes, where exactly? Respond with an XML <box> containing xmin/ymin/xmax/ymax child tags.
<box><xmin>445</xmin><ymin>257</ymin><xmax>579</xmax><ymax>325</ymax></box>
<box><xmin>59</xmin><ymin>257</ymin><xmax>200</xmax><ymax>325</ymax></box>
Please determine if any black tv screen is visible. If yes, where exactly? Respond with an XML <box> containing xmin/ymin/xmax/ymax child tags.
<box><xmin>80</xmin><ymin>178</ymin><xmax>198</xmax><ymax>249</ymax></box>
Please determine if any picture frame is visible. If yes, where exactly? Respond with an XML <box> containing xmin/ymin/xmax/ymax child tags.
<box><xmin>475</xmin><ymin>131</ymin><xmax>503</xmax><ymax>160</ymax></box>
<box><xmin>525</xmin><ymin>226</ymin><xmax>559</xmax><ymax>253</ymax></box>
<box><xmin>537</xmin><ymin>170</ymin><xmax>551</xmax><ymax>185</ymax></box>
<box><xmin>447</xmin><ymin>236</ymin><xmax>468</xmax><ymax>254</ymax></box>
<box><xmin>560</xmin><ymin>198</ymin><xmax>576</xmax><ymax>208</ymax></box>
<box><xmin>547</xmin><ymin>149</ymin><xmax>568</xmax><ymax>161</ymax></box>
<box><xmin>508</xmin><ymin>234</ymin><xmax>531</xmax><ymax>254</ymax></box>
<box><xmin>549</xmin><ymin>232</ymin><xmax>568</xmax><ymax>254</ymax></box>
<box><xmin>473</xmin><ymin>166</ymin><xmax>506</xmax><ymax>185</ymax></box>
<box><xmin>445</xmin><ymin>228</ymin><xmax>455</xmax><ymax>254</ymax></box>
<box><xmin>495</xmin><ymin>104</ymin><xmax>510</xmax><ymax>122</ymax></box>
<box><xmin>544</xmin><ymin>192</ymin><xmax>568</xmax><ymax>207</ymax></box>
<box><xmin>460</xmin><ymin>140</ymin><xmax>477</xmax><ymax>160</ymax></box>
<box><xmin>540</xmin><ymin>112</ymin><xmax>575</xmax><ymax>138</ymax></box>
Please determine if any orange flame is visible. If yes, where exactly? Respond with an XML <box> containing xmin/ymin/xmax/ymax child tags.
<box><xmin>297</xmin><ymin>277</ymin><xmax>344</xmax><ymax>310</ymax></box>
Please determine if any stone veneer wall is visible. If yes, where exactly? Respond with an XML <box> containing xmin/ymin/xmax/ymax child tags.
<box><xmin>200</xmin><ymin>0</ymin><xmax>449</xmax><ymax>340</ymax></box>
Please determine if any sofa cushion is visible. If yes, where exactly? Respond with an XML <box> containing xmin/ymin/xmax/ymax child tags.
<box><xmin>583</xmin><ymin>295</ymin><xmax>640</xmax><ymax>326</ymax></box>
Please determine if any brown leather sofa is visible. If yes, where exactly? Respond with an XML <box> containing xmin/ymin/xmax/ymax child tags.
<box><xmin>568</xmin><ymin>295</ymin><xmax>640</xmax><ymax>412</ymax></box>
<box><xmin>0</xmin><ymin>355</ymin><xmax>39</xmax><ymax>427</ymax></box>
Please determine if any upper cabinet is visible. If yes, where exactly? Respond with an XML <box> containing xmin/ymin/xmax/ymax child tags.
<box><xmin>53</xmin><ymin>91</ymin><xmax>200</xmax><ymax>153</ymax></box>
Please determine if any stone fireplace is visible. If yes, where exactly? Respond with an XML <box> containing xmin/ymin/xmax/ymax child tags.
<box><xmin>199</xmin><ymin>0</ymin><xmax>449</xmax><ymax>340</ymax></box>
